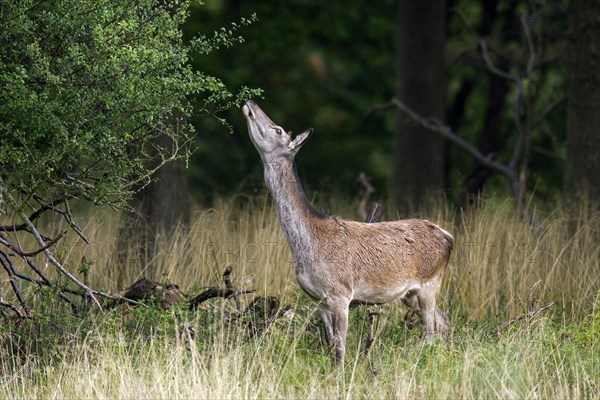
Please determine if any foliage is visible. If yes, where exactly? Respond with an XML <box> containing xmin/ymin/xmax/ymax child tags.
<box><xmin>0</xmin><ymin>0</ymin><xmax>260</xmax><ymax>314</ymax></box>
<box><xmin>0</xmin><ymin>0</ymin><xmax>259</xmax><ymax>209</ymax></box>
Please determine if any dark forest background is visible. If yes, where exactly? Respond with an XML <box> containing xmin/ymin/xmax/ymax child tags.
<box><xmin>181</xmin><ymin>0</ymin><xmax>579</xmax><ymax>206</ymax></box>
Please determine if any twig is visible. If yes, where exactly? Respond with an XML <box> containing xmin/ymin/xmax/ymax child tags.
<box><xmin>364</xmin><ymin>307</ymin><xmax>381</xmax><ymax>375</ymax></box>
<box><xmin>223</xmin><ymin>265</ymin><xmax>241</xmax><ymax>311</ymax></box>
<box><xmin>0</xmin><ymin>195</ymin><xmax>69</xmax><ymax>233</ymax></box>
<box><xmin>531</xmin><ymin>95</ymin><xmax>566</xmax><ymax>130</ymax></box>
<box><xmin>364</xmin><ymin>202</ymin><xmax>384</xmax><ymax>224</ymax></box>
<box><xmin>0</xmin><ymin>301</ymin><xmax>25</xmax><ymax>319</ymax></box>
<box><xmin>357</xmin><ymin>173</ymin><xmax>376</xmax><ymax>221</ymax></box>
<box><xmin>478</xmin><ymin>39</ymin><xmax>517</xmax><ymax>81</ymax></box>
<box><xmin>520</xmin><ymin>14</ymin><xmax>536</xmax><ymax>77</ymax></box>
<box><xmin>0</xmin><ymin>231</ymin><xmax>66</xmax><ymax>257</ymax></box>
<box><xmin>363</xmin><ymin>202</ymin><xmax>383</xmax><ymax>375</ymax></box>
<box><xmin>497</xmin><ymin>301</ymin><xmax>556</xmax><ymax>332</ymax></box>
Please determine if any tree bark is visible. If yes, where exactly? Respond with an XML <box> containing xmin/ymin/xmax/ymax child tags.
<box><xmin>394</xmin><ymin>0</ymin><xmax>447</xmax><ymax>212</ymax></box>
<box><xmin>458</xmin><ymin>0</ymin><xmax>518</xmax><ymax>207</ymax></box>
<box><xmin>565</xmin><ymin>0</ymin><xmax>600</xmax><ymax>206</ymax></box>
<box><xmin>116</xmin><ymin>121</ymin><xmax>190</xmax><ymax>284</ymax></box>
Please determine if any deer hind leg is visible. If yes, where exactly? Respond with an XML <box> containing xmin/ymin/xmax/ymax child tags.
<box><xmin>403</xmin><ymin>281</ymin><xmax>449</xmax><ymax>341</ymax></box>
<box><xmin>417</xmin><ymin>277</ymin><xmax>447</xmax><ymax>341</ymax></box>
<box><xmin>401</xmin><ymin>290</ymin><xmax>421</xmax><ymax>328</ymax></box>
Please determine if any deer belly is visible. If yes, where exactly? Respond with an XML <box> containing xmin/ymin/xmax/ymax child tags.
<box><xmin>296</xmin><ymin>272</ymin><xmax>326</xmax><ymax>301</ymax></box>
<box><xmin>353</xmin><ymin>282</ymin><xmax>421</xmax><ymax>304</ymax></box>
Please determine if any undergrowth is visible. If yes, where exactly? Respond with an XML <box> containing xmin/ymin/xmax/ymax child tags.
<box><xmin>0</xmin><ymin>196</ymin><xmax>599</xmax><ymax>398</ymax></box>
<box><xmin>1</xmin><ymin>291</ymin><xmax>598</xmax><ymax>398</ymax></box>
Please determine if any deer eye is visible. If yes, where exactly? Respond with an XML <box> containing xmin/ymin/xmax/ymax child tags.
<box><xmin>274</xmin><ymin>128</ymin><xmax>283</xmax><ymax>136</ymax></box>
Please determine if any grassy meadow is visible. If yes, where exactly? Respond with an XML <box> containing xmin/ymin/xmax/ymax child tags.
<box><xmin>1</xmin><ymin>196</ymin><xmax>599</xmax><ymax>398</ymax></box>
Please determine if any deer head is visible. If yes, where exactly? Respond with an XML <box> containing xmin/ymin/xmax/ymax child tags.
<box><xmin>242</xmin><ymin>100</ymin><xmax>313</xmax><ymax>161</ymax></box>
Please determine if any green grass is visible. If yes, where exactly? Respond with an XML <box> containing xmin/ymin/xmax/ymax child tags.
<box><xmin>1</xmin><ymin>298</ymin><xmax>598</xmax><ymax>398</ymax></box>
<box><xmin>1</xmin><ymin>196</ymin><xmax>599</xmax><ymax>398</ymax></box>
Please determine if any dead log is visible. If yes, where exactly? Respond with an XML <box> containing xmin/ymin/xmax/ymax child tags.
<box><xmin>188</xmin><ymin>267</ymin><xmax>255</xmax><ymax>310</ymax></box>
<box><xmin>119</xmin><ymin>277</ymin><xmax>185</xmax><ymax>309</ymax></box>
<box><xmin>188</xmin><ymin>287</ymin><xmax>255</xmax><ymax>310</ymax></box>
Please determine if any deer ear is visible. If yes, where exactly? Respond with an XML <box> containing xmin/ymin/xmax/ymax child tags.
<box><xmin>289</xmin><ymin>128</ymin><xmax>313</xmax><ymax>152</ymax></box>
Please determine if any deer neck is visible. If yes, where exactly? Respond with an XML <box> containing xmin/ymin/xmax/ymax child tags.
<box><xmin>263</xmin><ymin>158</ymin><xmax>321</xmax><ymax>262</ymax></box>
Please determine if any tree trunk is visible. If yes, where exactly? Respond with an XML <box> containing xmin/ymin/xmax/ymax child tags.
<box><xmin>116</xmin><ymin>129</ymin><xmax>190</xmax><ymax>285</ymax></box>
<box><xmin>565</xmin><ymin>0</ymin><xmax>600</xmax><ymax>206</ymax></box>
<box><xmin>460</xmin><ymin>0</ymin><xmax>517</xmax><ymax>207</ymax></box>
<box><xmin>393</xmin><ymin>0</ymin><xmax>446</xmax><ymax>212</ymax></box>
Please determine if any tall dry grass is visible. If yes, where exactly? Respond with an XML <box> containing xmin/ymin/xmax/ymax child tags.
<box><xmin>32</xmin><ymin>195</ymin><xmax>599</xmax><ymax>322</ymax></box>
<box><xmin>1</xmin><ymin>195</ymin><xmax>599</xmax><ymax>399</ymax></box>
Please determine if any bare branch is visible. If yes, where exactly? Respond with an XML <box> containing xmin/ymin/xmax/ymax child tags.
<box><xmin>0</xmin><ymin>301</ymin><xmax>25</xmax><ymax>319</ymax></box>
<box><xmin>0</xmin><ymin>231</ymin><xmax>66</xmax><ymax>257</ymax></box>
<box><xmin>389</xmin><ymin>97</ymin><xmax>512</xmax><ymax>177</ymax></box>
<box><xmin>357</xmin><ymin>173</ymin><xmax>376</xmax><ymax>221</ymax></box>
<box><xmin>188</xmin><ymin>287</ymin><xmax>255</xmax><ymax>310</ymax></box>
<box><xmin>498</xmin><ymin>301</ymin><xmax>556</xmax><ymax>332</ymax></box>
<box><xmin>478</xmin><ymin>39</ymin><xmax>518</xmax><ymax>81</ymax></box>
<box><xmin>63</xmin><ymin>199</ymin><xmax>90</xmax><ymax>244</ymax></box>
<box><xmin>0</xmin><ymin>251</ymin><xmax>29</xmax><ymax>312</ymax></box>
<box><xmin>520</xmin><ymin>14</ymin><xmax>536</xmax><ymax>77</ymax></box>
<box><xmin>0</xmin><ymin>189</ymin><xmax>103</xmax><ymax>310</ymax></box>
<box><xmin>532</xmin><ymin>95</ymin><xmax>566</xmax><ymax>130</ymax></box>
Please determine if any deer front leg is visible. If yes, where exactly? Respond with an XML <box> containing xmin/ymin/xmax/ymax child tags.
<box><xmin>317</xmin><ymin>304</ymin><xmax>334</xmax><ymax>351</ymax></box>
<box><xmin>329</xmin><ymin>299</ymin><xmax>350</xmax><ymax>366</ymax></box>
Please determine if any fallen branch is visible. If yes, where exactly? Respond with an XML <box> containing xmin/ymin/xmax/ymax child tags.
<box><xmin>188</xmin><ymin>287</ymin><xmax>255</xmax><ymax>310</ymax></box>
<box><xmin>497</xmin><ymin>300</ymin><xmax>557</xmax><ymax>332</ymax></box>
<box><xmin>223</xmin><ymin>265</ymin><xmax>242</xmax><ymax>311</ymax></box>
<box><xmin>189</xmin><ymin>267</ymin><xmax>255</xmax><ymax>310</ymax></box>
